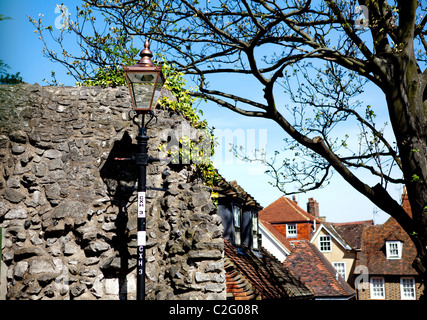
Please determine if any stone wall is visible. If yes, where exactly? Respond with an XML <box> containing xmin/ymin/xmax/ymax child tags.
<box><xmin>0</xmin><ymin>83</ymin><xmax>225</xmax><ymax>300</ymax></box>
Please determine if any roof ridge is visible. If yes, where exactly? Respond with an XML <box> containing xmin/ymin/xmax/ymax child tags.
<box><xmin>259</xmin><ymin>195</ymin><xmax>285</xmax><ymax>213</ymax></box>
<box><xmin>283</xmin><ymin>197</ymin><xmax>311</xmax><ymax>221</ymax></box>
<box><xmin>329</xmin><ymin>220</ymin><xmax>374</xmax><ymax>226</ymax></box>
<box><xmin>321</xmin><ymin>223</ymin><xmax>352</xmax><ymax>250</ymax></box>
<box><xmin>259</xmin><ymin>196</ymin><xmax>321</xmax><ymax>224</ymax></box>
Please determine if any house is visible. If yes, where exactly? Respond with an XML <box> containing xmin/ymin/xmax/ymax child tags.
<box><xmin>214</xmin><ymin>174</ymin><xmax>263</xmax><ymax>251</ymax></box>
<box><xmin>283</xmin><ymin>240</ymin><xmax>355</xmax><ymax>300</ymax></box>
<box><xmin>258</xmin><ymin>219</ymin><xmax>293</xmax><ymax>262</ymax></box>
<box><xmin>355</xmin><ymin>189</ymin><xmax>425</xmax><ymax>300</ymax></box>
<box><xmin>259</xmin><ymin>196</ymin><xmax>322</xmax><ymax>261</ymax></box>
<box><xmin>258</xmin><ymin>195</ymin><xmax>358</xmax><ymax>300</ymax></box>
<box><xmin>214</xmin><ymin>175</ymin><xmax>314</xmax><ymax>300</ymax></box>
<box><xmin>310</xmin><ymin>220</ymin><xmax>373</xmax><ymax>284</ymax></box>
<box><xmin>259</xmin><ymin>195</ymin><xmax>372</xmax><ymax>288</ymax></box>
<box><xmin>259</xmin><ymin>189</ymin><xmax>425</xmax><ymax>300</ymax></box>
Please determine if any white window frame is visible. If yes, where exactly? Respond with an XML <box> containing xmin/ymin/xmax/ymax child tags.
<box><xmin>319</xmin><ymin>235</ymin><xmax>332</xmax><ymax>252</ymax></box>
<box><xmin>252</xmin><ymin>212</ymin><xmax>259</xmax><ymax>251</ymax></box>
<box><xmin>386</xmin><ymin>240</ymin><xmax>402</xmax><ymax>259</ymax></box>
<box><xmin>232</xmin><ymin>204</ymin><xmax>242</xmax><ymax>246</ymax></box>
<box><xmin>333</xmin><ymin>262</ymin><xmax>346</xmax><ymax>281</ymax></box>
<box><xmin>286</xmin><ymin>224</ymin><xmax>297</xmax><ymax>238</ymax></box>
<box><xmin>370</xmin><ymin>277</ymin><xmax>385</xmax><ymax>299</ymax></box>
<box><xmin>400</xmin><ymin>277</ymin><xmax>416</xmax><ymax>300</ymax></box>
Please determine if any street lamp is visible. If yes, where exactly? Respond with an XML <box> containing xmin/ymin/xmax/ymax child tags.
<box><xmin>120</xmin><ymin>39</ymin><xmax>165</xmax><ymax>300</ymax></box>
<box><xmin>123</xmin><ymin>39</ymin><xmax>165</xmax><ymax>114</ymax></box>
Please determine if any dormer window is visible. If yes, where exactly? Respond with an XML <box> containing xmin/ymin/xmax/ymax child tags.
<box><xmin>386</xmin><ymin>241</ymin><xmax>402</xmax><ymax>259</ymax></box>
<box><xmin>233</xmin><ymin>204</ymin><xmax>242</xmax><ymax>246</ymax></box>
<box><xmin>286</xmin><ymin>224</ymin><xmax>297</xmax><ymax>238</ymax></box>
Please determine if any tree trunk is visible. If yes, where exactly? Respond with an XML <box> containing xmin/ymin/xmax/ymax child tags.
<box><xmin>383</xmin><ymin>53</ymin><xmax>427</xmax><ymax>300</ymax></box>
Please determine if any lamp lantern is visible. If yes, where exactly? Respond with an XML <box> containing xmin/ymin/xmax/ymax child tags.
<box><xmin>123</xmin><ymin>39</ymin><xmax>165</xmax><ymax>113</ymax></box>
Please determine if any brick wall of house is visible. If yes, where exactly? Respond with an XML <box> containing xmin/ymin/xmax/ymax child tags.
<box><xmin>357</xmin><ymin>276</ymin><xmax>424</xmax><ymax>300</ymax></box>
<box><xmin>273</xmin><ymin>222</ymin><xmax>312</xmax><ymax>241</ymax></box>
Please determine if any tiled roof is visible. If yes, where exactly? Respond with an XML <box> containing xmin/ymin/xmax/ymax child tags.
<box><xmin>356</xmin><ymin>217</ymin><xmax>418</xmax><ymax>275</ymax></box>
<box><xmin>283</xmin><ymin>240</ymin><xmax>355</xmax><ymax>299</ymax></box>
<box><xmin>259</xmin><ymin>196</ymin><xmax>320</xmax><ymax>223</ymax></box>
<box><xmin>324</xmin><ymin>220</ymin><xmax>373</xmax><ymax>250</ymax></box>
<box><xmin>224</xmin><ymin>239</ymin><xmax>314</xmax><ymax>300</ymax></box>
<box><xmin>259</xmin><ymin>220</ymin><xmax>294</xmax><ymax>253</ymax></box>
<box><xmin>213</xmin><ymin>172</ymin><xmax>263</xmax><ymax>209</ymax></box>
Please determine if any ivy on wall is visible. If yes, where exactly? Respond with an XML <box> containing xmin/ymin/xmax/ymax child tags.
<box><xmin>78</xmin><ymin>62</ymin><xmax>220</xmax><ymax>190</ymax></box>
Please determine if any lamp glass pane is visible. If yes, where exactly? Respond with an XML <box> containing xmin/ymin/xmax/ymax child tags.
<box><xmin>128</xmin><ymin>72</ymin><xmax>157</xmax><ymax>83</ymax></box>
<box><xmin>127</xmin><ymin>72</ymin><xmax>164</xmax><ymax>110</ymax></box>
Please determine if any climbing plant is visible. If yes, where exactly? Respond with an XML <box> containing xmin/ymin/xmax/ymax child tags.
<box><xmin>79</xmin><ymin>61</ymin><xmax>219</xmax><ymax>189</ymax></box>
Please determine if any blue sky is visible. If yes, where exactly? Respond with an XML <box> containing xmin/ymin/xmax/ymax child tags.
<box><xmin>0</xmin><ymin>1</ymin><xmax>403</xmax><ymax>224</ymax></box>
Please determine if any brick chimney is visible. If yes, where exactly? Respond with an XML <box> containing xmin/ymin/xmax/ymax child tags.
<box><xmin>401</xmin><ymin>186</ymin><xmax>413</xmax><ymax>218</ymax></box>
<box><xmin>307</xmin><ymin>198</ymin><xmax>319</xmax><ymax>218</ymax></box>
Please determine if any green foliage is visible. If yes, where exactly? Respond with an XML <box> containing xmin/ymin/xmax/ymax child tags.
<box><xmin>158</xmin><ymin>64</ymin><xmax>220</xmax><ymax>188</ymax></box>
<box><xmin>77</xmin><ymin>66</ymin><xmax>126</xmax><ymax>87</ymax></box>
<box><xmin>411</xmin><ymin>174</ymin><xmax>424</xmax><ymax>184</ymax></box>
<box><xmin>159</xmin><ymin>64</ymin><xmax>220</xmax><ymax>188</ymax></box>
<box><xmin>0</xmin><ymin>61</ymin><xmax>23</xmax><ymax>85</ymax></box>
<box><xmin>160</xmin><ymin>63</ymin><xmax>208</xmax><ymax>129</ymax></box>
<box><xmin>0</xmin><ymin>17</ymin><xmax>23</xmax><ymax>85</ymax></box>
<box><xmin>79</xmin><ymin>59</ymin><xmax>219</xmax><ymax>189</ymax></box>
<box><xmin>0</xmin><ymin>14</ymin><xmax>11</xmax><ymax>23</ymax></box>
<box><xmin>0</xmin><ymin>71</ymin><xmax>23</xmax><ymax>85</ymax></box>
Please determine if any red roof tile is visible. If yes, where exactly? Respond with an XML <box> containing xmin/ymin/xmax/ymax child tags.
<box><xmin>259</xmin><ymin>196</ymin><xmax>320</xmax><ymax>224</ymax></box>
<box><xmin>326</xmin><ymin>220</ymin><xmax>373</xmax><ymax>250</ymax></box>
<box><xmin>224</xmin><ymin>239</ymin><xmax>314</xmax><ymax>300</ymax></box>
<box><xmin>283</xmin><ymin>240</ymin><xmax>355</xmax><ymax>299</ymax></box>
<box><xmin>259</xmin><ymin>220</ymin><xmax>294</xmax><ymax>253</ymax></box>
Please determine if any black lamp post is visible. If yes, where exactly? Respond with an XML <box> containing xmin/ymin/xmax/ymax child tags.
<box><xmin>119</xmin><ymin>39</ymin><xmax>165</xmax><ymax>300</ymax></box>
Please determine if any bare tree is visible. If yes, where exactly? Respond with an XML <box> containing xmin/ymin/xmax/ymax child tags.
<box><xmin>31</xmin><ymin>0</ymin><xmax>427</xmax><ymax>298</ymax></box>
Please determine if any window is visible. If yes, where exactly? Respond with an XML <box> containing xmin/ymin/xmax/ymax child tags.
<box><xmin>286</xmin><ymin>224</ymin><xmax>297</xmax><ymax>238</ymax></box>
<box><xmin>233</xmin><ymin>204</ymin><xmax>242</xmax><ymax>246</ymax></box>
<box><xmin>400</xmin><ymin>277</ymin><xmax>416</xmax><ymax>300</ymax></box>
<box><xmin>386</xmin><ymin>241</ymin><xmax>402</xmax><ymax>259</ymax></box>
<box><xmin>252</xmin><ymin>212</ymin><xmax>259</xmax><ymax>251</ymax></box>
<box><xmin>319</xmin><ymin>235</ymin><xmax>331</xmax><ymax>252</ymax></box>
<box><xmin>333</xmin><ymin>262</ymin><xmax>346</xmax><ymax>281</ymax></box>
<box><xmin>370</xmin><ymin>277</ymin><xmax>385</xmax><ymax>299</ymax></box>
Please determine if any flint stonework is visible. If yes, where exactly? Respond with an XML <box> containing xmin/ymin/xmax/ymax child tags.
<box><xmin>0</xmin><ymin>84</ymin><xmax>225</xmax><ymax>300</ymax></box>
